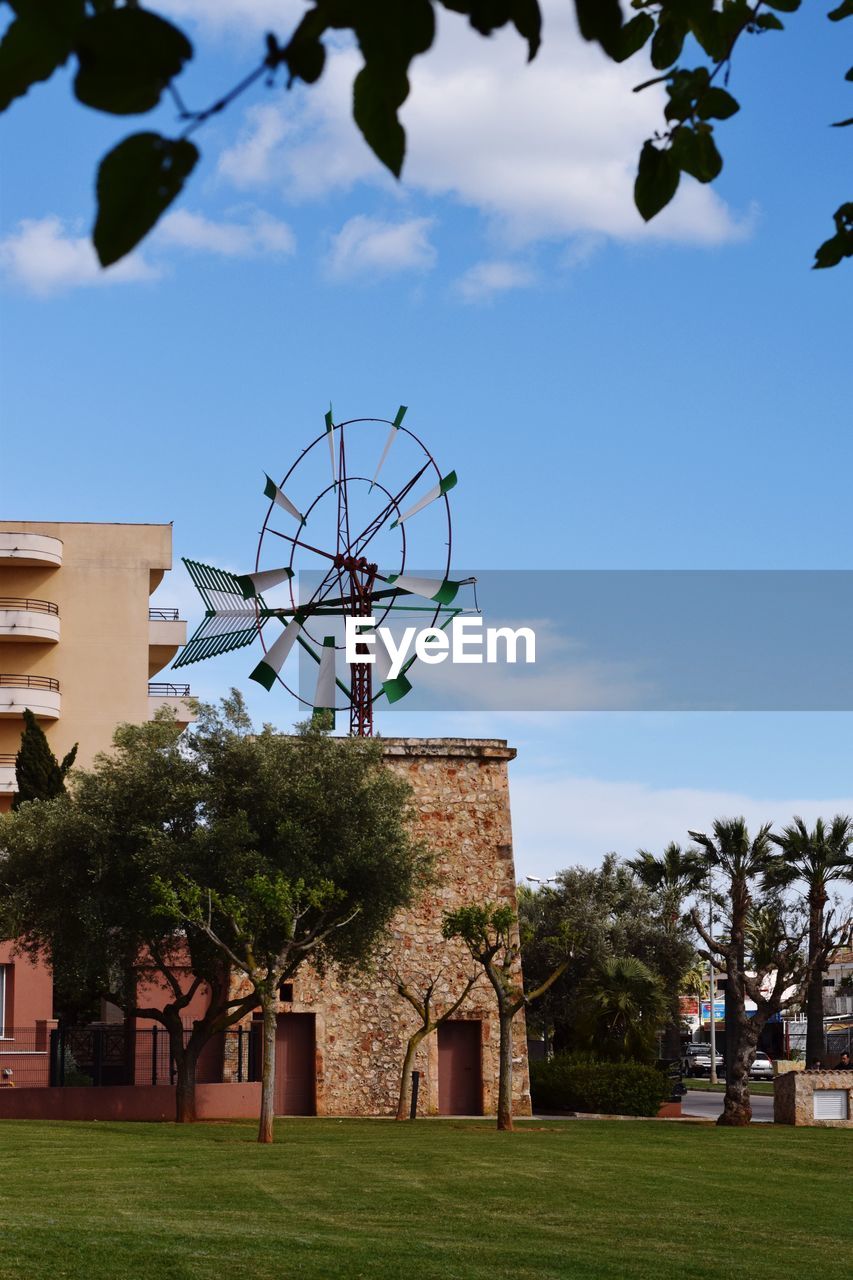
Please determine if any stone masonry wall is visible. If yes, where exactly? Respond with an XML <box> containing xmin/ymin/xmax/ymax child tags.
<box><xmin>774</xmin><ymin>1069</ymin><xmax>853</xmax><ymax>1127</ymax></box>
<box><xmin>226</xmin><ymin>738</ymin><xmax>531</xmax><ymax>1117</ymax></box>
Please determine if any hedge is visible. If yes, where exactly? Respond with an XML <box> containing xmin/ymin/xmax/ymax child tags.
<box><xmin>530</xmin><ymin>1055</ymin><xmax>670</xmax><ymax>1117</ymax></box>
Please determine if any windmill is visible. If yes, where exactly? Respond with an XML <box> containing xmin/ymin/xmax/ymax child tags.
<box><xmin>174</xmin><ymin>407</ymin><xmax>474</xmax><ymax>735</ymax></box>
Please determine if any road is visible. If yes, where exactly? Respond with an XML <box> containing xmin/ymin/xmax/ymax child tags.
<box><xmin>682</xmin><ymin>1089</ymin><xmax>774</xmax><ymax>1123</ymax></box>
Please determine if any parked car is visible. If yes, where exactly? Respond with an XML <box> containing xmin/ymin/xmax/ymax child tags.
<box><xmin>750</xmin><ymin>1051</ymin><xmax>774</xmax><ymax>1080</ymax></box>
<box><xmin>681</xmin><ymin>1044</ymin><xmax>724</xmax><ymax>1077</ymax></box>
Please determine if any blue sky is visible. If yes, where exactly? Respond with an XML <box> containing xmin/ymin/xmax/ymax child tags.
<box><xmin>2</xmin><ymin>2</ymin><xmax>851</xmax><ymax>876</ymax></box>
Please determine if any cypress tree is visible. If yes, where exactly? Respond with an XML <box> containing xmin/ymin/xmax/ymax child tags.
<box><xmin>12</xmin><ymin>709</ymin><xmax>77</xmax><ymax>809</ymax></box>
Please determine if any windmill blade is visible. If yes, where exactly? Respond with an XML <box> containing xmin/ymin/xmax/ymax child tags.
<box><xmin>249</xmin><ymin>618</ymin><xmax>302</xmax><ymax>691</ymax></box>
<box><xmin>264</xmin><ymin>474</ymin><xmax>304</xmax><ymax>523</ymax></box>
<box><xmin>384</xmin><ymin>574</ymin><xmax>462</xmax><ymax>606</ymax></box>
<box><xmin>390</xmin><ymin>471</ymin><xmax>457</xmax><ymax>528</ymax></box>
<box><xmin>374</xmin><ymin>629</ymin><xmax>413</xmax><ymax>704</ymax></box>
<box><xmin>236</xmin><ymin>567</ymin><xmax>293</xmax><ymax>599</ymax></box>
<box><xmin>312</xmin><ymin>636</ymin><xmax>336</xmax><ymax>728</ymax></box>
<box><xmin>174</xmin><ymin>557</ymin><xmax>272</xmax><ymax>668</ymax></box>
<box><xmin>325</xmin><ymin>407</ymin><xmax>336</xmax><ymax>488</ymax></box>
<box><xmin>370</xmin><ymin>404</ymin><xmax>407</xmax><ymax>489</ymax></box>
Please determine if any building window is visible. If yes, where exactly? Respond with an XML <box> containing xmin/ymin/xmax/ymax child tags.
<box><xmin>0</xmin><ymin>966</ymin><xmax>6</xmax><ymax>1038</ymax></box>
<box><xmin>279</xmin><ymin>982</ymin><xmax>294</xmax><ymax>1003</ymax></box>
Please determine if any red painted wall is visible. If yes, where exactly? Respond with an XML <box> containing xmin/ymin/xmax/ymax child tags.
<box><xmin>0</xmin><ymin>942</ymin><xmax>53</xmax><ymax>1029</ymax></box>
<box><xmin>0</xmin><ymin>1082</ymin><xmax>261</xmax><ymax>1122</ymax></box>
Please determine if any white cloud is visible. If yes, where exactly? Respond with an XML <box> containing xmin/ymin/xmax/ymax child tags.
<box><xmin>326</xmin><ymin>215</ymin><xmax>437</xmax><ymax>278</ymax></box>
<box><xmin>455</xmin><ymin>259</ymin><xmax>536</xmax><ymax>302</ymax></box>
<box><xmin>0</xmin><ymin>216</ymin><xmax>157</xmax><ymax>297</ymax></box>
<box><xmin>510</xmin><ymin>773</ymin><xmax>853</xmax><ymax>880</ymax></box>
<box><xmin>215</xmin><ymin>3</ymin><xmax>749</xmax><ymax>249</ymax></box>
<box><xmin>156</xmin><ymin>208</ymin><xmax>295</xmax><ymax>256</ymax></box>
<box><xmin>159</xmin><ymin>0</ymin><xmax>305</xmax><ymax>37</ymax></box>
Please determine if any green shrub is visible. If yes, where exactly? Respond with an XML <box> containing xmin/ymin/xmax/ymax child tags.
<box><xmin>530</xmin><ymin>1054</ymin><xmax>669</xmax><ymax>1116</ymax></box>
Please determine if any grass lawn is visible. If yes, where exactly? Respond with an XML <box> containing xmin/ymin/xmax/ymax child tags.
<box><xmin>2</xmin><ymin>1118</ymin><xmax>850</xmax><ymax>1280</ymax></box>
<box><xmin>683</xmin><ymin>1079</ymin><xmax>775</xmax><ymax>1095</ymax></box>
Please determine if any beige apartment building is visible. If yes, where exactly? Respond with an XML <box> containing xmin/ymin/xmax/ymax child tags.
<box><xmin>0</xmin><ymin>522</ymin><xmax>191</xmax><ymax>811</ymax></box>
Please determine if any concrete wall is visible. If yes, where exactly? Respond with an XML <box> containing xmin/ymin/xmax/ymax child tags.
<box><xmin>0</xmin><ymin>522</ymin><xmax>175</xmax><ymax>790</ymax></box>
<box><xmin>226</xmin><ymin>738</ymin><xmax>532</xmax><ymax>1119</ymax></box>
<box><xmin>0</xmin><ymin>1082</ymin><xmax>260</xmax><ymax>1123</ymax></box>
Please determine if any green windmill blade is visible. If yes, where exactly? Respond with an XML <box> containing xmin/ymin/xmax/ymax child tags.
<box><xmin>370</xmin><ymin>404</ymin><xmax>407</xmax><ymax>490</ymax></box>
<box><xmin>390</xmin><ymin>471</ymin><xmax>457</xmax><ymax>528</ymax></box>
<box><xmin>325</xmin><ymin>406</ymin><xmax>336</xmax><ymax>489</ymax></box>
<box><xmin>312</xmin><ymin>636</ymin><xmax>336</xmax><ymax>729</ymax></box>
<box><xmin>249</xmin><ymin>617</ymin><xmax>303</xmax><ymax>691</ymax></box>
<box><xmin>263</xmin><ymin>473</ymin><xmax>304</xmax><ymax>523</ymax></box>
<box><xmin>236</xmin><ymin>567</ymin><xmax>294</xmax><ymax>599</ymax></box>
<box><xmin>383</xmin><ymin>573</ymin><xmax>464</xmax><ymax>606</ymax></box>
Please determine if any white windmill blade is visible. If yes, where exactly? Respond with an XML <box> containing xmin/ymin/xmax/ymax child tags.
<box><xmin>250</xmin><ymin>618</ymin><xmax>302</xmax><ymax>691</ymax></box>
<box><xmin>370</xmin><ymin>404</ymin><xmax>407</xmax><ymax>489</ymax></box>
<box><xmin>374</xmin><ymin>629</ymin><xmax>413</xmax><ymax>705</ymax></box>
<box><xmin>263</xmin><ymin>474</ymin><xmax>304</xmax><ymax>523</ymax></box>
<box><xmin>325</xmin><ymin>406</ymin><xmax>336</xmax><ymax>488</ymax></box>
<box><xmin>390</xmin><ymin>471</ymin><xmax>457</xmax><ymax>528</ymax></box>
<box><xmin>384</xmin><ymin>573</ymin><xmax>462</xmax><ymax>606</ymax></box>
<box><xmin>236</xmin><ymin>567</ymin><xmax>294</xmax><ymax>599</ymax></box>
<box><xmin>313</xmin><ymin>636</ymin><xmax>336</xmax><ymax>727</ymax></box>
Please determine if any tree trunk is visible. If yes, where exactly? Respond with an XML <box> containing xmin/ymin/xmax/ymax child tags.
<box><xmin>258</xmin><ymin>1000</ymin><xmax>277</xmax><ymax>1144</ymax></box>
<box><xmin>396</xmin><ymin>1030</ymin><xmax>426</xmax><ymax>1121</ymax></box>
<box><xmin>173</xmin><ymin>1038</ymin><xmax>202</xmax><ymax>1124</ymax></box>
<box><xmin>497</xmin><ymin>1008</ymin><xmax>514</xmax><ymax>1132</ymax></box>
<box><xmin>805</xmin><ymin>895</ymin><xmax>827</xmax><ymax>1066</ymax></box>
<box><xmin>719</xmin><ymin>1016</ymin><xmax>757</xmax><ymax>1126</ymax></box>
<box><xmin>660</xmin><ymin>990</ymin><xmax>682</xmax><ymax>1063</ymax></box>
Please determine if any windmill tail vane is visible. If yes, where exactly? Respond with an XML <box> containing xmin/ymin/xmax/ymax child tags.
<box><xmin>173</xmin><ymin>405</ymin><xmax>475</xmax><ymax>735</ymax></box>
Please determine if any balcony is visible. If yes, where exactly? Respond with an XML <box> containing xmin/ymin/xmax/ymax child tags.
<box><xmin>0</xmin><ymin>674</ymin><xmax>61</xmax><ymax>719</ymax></box>
<box><xmin>0</xmin><ymin>532</ymin><xmax>62</xmax><ymax>567</ymax></box>
<box><xmin>148</xmin><ymin>607</ymin><xmax>187</xmax><ymax>677</ymax></box>
<box><xmin>0</xmin><ymin>598</ymin><xmax>60</xmax><ymax>644</ymax></box>
<box><xmin>0</xmin><ymin>754</ymin><xmax>15</xmax><ymax>795</ymax></box>
<box><xmin>148</xmin><ymin>681</ymin><xmax>196</xmax><ymax>727</ymax></box>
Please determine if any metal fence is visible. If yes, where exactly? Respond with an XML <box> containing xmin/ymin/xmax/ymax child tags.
<box><xmin>148</xmin><ymin>682</ymin><xmax>191</xmax><ymax>698</ymax></box>
<box><xmin>148</xmin><ymin>608</ymin><xmax>180</xmax><ymax>621</ymax></box>
<box><xmin>0</xmin><ymin>1025</ymin><xmax>262</xmax><ymax>1089</ymax></box>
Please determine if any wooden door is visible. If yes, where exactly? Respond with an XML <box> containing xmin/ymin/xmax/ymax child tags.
<box><xmin>274</xmin><ymin>1013</ymin><xmax>316</xmax><ymax>1115</ymax></box>
<box><xmin>438</xmin><ymin>1020</ymin><xmax>482</xmax><ymax>1115</ymax></box>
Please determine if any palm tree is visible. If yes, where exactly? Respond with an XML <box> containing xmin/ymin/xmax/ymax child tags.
<box><xmin>627</xmin><ymin>843</ymin><xmax>706</xmax><ymax>1059</ymax></box>
<box><xmin>687</xmin><ymin>818</ymin><xmax>774</xmax><ymax>1125</ymax></box>
<box><xmin>767</xmin><ymin>815</ymin><xmax>853</xmax><ymax>1065</ymax></box>
<box><xmin>576</xmin><ymin>955</ymin><xmax>668</xmax><ymax>1063</ymax></box>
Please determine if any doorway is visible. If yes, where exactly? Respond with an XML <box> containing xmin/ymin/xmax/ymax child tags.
<box><xmin>438</xmin><ymin>1020</ymin><xmax>482</xmax><ymax>1115</ymax></box>
<box><xmin>274</xmin><ymin>1013</ymin><xmax>316</xmax><ymax>1115</ymax></box>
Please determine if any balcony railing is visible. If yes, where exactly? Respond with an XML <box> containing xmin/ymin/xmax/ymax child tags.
<box><xmin>148</xmin><ymin>682</ymin><xmax>190</xmax><ymax>697</ymax></box>
<box><xmin>149</xmin><ymin>608</ymin><xmax>180</xmax><ymax>622</ymax></box>
<box><xmin>0</xmin><ymin>674</ymin><xmax>59</xmax><ymax>691</ymax></box>
<box><xmin>0</xmin><ymin>598</ymin><xmax>59</xmax><ymax>615</ymax></box>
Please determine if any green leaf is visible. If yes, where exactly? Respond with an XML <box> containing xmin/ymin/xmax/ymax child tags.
<box><xmin>696</xmin><ymin>87</ymin><xmax>740</xmax><ymax>120</ymax></box>
<box><xmin>611</xmin><ymin>12</ymin><xmax>654</xmax><ymax>62</ymax></box>
<box><xmin>94</xmin><ymin>132</ymin><xmax>199</xmax><ymax>266</ymax></box>
<box><xmin>350</xmin><ymin>0</ymin><xmax>436</xmax><ymax>177</ymax></box>
<box><xmin>832</xmin><ymin>116</ymin><xmax>853</xmax><ymax>127</ymax></box>
<box><xmin>828</xmin><ymin>0</ymin><xmax>853</xmax><ymax>18</ymax></box>
<box><xmin>764</xmin><ymin>0</ymin><xmax>801</xmax><ymax>10</ymax></box>
<box><xmin>74</xmin><ymin>8</ymin><xmax>193</xmax><ymax>115</ymax></box>
<box><xmin>634</xmin><ymin>140</ymin><xmax>681</xmax><ymax>220</ymax></box>
<box><xmin>352</xmin><ymin>64</ymin><xmax>406</xmax><ymax>176</ymax></box>
<box><xmin>0</xmin><ymin>0</ymin><xmax>85</xmax><ymax>111</ymax></box>
<box><xmin>511</xmin><ymin>0</ymin><xmax>542</xmax><ymax>60</ymax></box>
<box><xmin>671</xmin><ymin>124</ymin><xmax>723</xmax><ymax>182</ymax></box>
<box><xmin>813</xmin><ymin>202</ymin><xmax>853</xmax><ymax>269</ymax></box>
<box><xmin>846</xmin><ymin>66</ymin><xmax>853</xmax><ymax>81</ymax></box>
<box><xmin>574</xmin><ymin>0</ymin><xmax>624</xmax><ymax>54</ymax></box>
<box><xmin>651</xmin><ymin>16</ymin><xmax>687</xmax><ymax>69</ymax></box>
<box><xmin>755</xmin><ymin>12</ymin><xmax>785</xmax><ymax>29</ymax></box>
